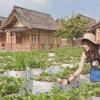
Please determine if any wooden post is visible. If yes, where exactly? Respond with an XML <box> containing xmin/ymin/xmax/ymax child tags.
<box><xmin>38</xmin><ymin>29</ymin><xmax>40</xmax><ymax>50</ymax></box>
<box><xmin>13</xmin><ymin>33</ymin><xmax>16</xmax><ymax>44</ymax></box>
<box><xmin>54</xmin><ymin>36</ymin><xmax>56</xmax><ymax>48</ymax></box>
<box><xmin>6</xmin><ymin>32</ymin><xmax>11</xmax><ymax>50</ymax></box>
<box><xmin>29</xmin><ymin>31</ymin><xmax>32</xmax><ymax>51</ymax></box>
<box><xmin>47</xmin><ymin>34</ymin><xmax>50</xmax><ymax>50</ymax></box>
<box><xmin>34</xmin><ymin>29</ymin><xmax>40</xmax><ymax>50</ymax></box>
<box><xmin>12</xmin><ymin>32</ymin><xmax>16</xmax><ymax>50</ymax></box>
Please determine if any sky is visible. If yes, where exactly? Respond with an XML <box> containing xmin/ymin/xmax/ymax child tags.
<box><xmin>0</xmin><ymin>0</ymin><xmax>100</xmax><ymax>21</ymax></box>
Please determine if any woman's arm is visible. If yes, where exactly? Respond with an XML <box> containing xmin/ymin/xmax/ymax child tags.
<box><xmin>68</xmin><ymin>51</ymin><xmax>87</xmax><ymax>82</ymax></box>
<box><xmin>57</xmin><ymin>51</ymin><xmax>87</xmax><ymax>85</ymax></box>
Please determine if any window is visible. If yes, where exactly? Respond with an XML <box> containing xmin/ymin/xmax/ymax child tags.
<box><xmin>32</xmin><ymin>36</ymin><xmax>37</xmax><ymax>44</ymax></box>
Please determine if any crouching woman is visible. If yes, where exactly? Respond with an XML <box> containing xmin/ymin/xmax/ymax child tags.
<box><xmin>58</xmin><ymin>33</ymin><xmax>100</xmax><ymax>85</ymax></box>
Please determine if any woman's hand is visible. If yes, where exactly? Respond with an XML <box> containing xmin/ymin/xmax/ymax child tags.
<box><xmin>57</xmin><ymin>78</ymin><xmax>68</xmax><ymax>86</ymax></box>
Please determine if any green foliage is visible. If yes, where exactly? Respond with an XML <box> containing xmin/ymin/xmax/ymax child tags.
<box><xmin>0</xmin><ymin>51</ymin><xmax>49</xmax><ymax>71</ymax></box>
<box><xmin>0</xmin><ymin>47</ymin><xmax>83</xmax><ymax>71</ymax></box>
<box><xmin>12</xmin><ymin>52</ymin><xmax>31</xmax><ymax>70</ymax></box>
<box><xmin>0</xmin><ymin>47</ymin><xmax>99</xmax><ymax>100</ymax></box>
<box><xmin>83</xmin><ymin>63</ymin><xmax>90</xmax><ymax>74</ymax></box>
<box><xmin>0</xmin><ymin>47</ymin><xmax>90</xmax><ymax>75</ymax></box>
<box><xmin>1</xmin><ymin>82</ymin><xmax>100</xmax><ymax>100</ymax></box>
<box><xmin>0</xmin><ymin>77</ymin><xmax>25</xmax><ymax>96</ymax></box>
<box><xmin>57</xmin><ymin>15</ymin><xmax>90</xmax><ymax>40</ymax></box>
<box><xmin>34</xmin><ymin>66</ymin><xmax>78</xmax><ymax>82</ymax></box>
<box><xmin>0</xmin><ymin>52</ymin><xmax>31</xmax><ymax>71</ymax></box>
<box><xmin>54</xmin><ymin>47</ymin><xmax>83</xmax><ymax>64</ymax></box>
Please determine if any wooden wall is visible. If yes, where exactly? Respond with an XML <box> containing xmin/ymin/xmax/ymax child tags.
<box><xmin>95</xmin><ymin>28</ymin><xmax>100</xmax><ymax>44</ymax></box>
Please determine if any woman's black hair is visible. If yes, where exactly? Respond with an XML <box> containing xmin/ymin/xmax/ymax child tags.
<box><xmin>82</xmin><ymin>39</ymin><xmax>100</xmax><ymax>63</ymax></box>
<box><xmin>81</xmin><ymin>39</ymin><xmax>95</xmax><ymax>45</ymax></box>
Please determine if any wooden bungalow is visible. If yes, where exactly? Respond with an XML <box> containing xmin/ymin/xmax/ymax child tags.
<box><xmin>0</xmin><ymin>6</ymin><xmax>58</xmax><ymax>51</ymax></box>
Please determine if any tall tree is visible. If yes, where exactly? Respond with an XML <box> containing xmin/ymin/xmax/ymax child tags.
<box><xmin>57</xmin><ymin>15</ymin><xmax>90</xmax><ymax>41</ymax></box>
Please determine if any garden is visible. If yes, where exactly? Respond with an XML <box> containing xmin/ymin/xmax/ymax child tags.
<box><xmin>0</xmin><ymin>47</ymin><xmax>100</xmax><ymax>100</ymax></box>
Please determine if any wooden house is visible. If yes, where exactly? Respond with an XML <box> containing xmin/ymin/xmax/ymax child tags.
<box><xmin>0</xmin><ymin>6</ymin><xmax>58</xmax><ymax>51</ymax></box>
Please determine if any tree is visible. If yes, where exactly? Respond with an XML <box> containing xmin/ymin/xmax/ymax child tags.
<box><xmin>57</xmin><ymin>15</ymin><xmax>90</xmax><ymax>41</ymax></box>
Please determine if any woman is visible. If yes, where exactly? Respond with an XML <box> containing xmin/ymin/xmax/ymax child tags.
<box><xmin>58</xmin><ymin>33</ymin><xmax>100</xmax><ymax>85</ymax></box>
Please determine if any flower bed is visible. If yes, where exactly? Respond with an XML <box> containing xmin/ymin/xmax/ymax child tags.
<box><xmin>0</xmin><ymin>47</ymin><xmax>99</xmax><ymax>99</ymax></box>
